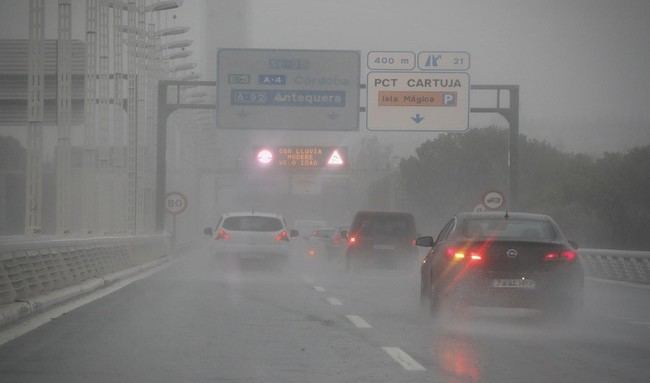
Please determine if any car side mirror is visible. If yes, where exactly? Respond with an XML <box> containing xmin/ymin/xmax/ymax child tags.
<box><xmin>340</xmin><ymin>230</ymin><xmax>348</xmax><ymax>240</ymax></box>
<box><xmin>204</xmin><ymin>227</ymin><xmax>213</xmax><ymax>236</ymax></box>
<box><xmin>415</xmin><ymin>236</ymin><xmax>435</xmax><ymax>248</ymax></box>
<box><xmin>290</xmin><ymin>229</ymin><xmax>299</xmax><ymax>238</ymax></box>
<box><xmin>568</xmin><ymin>240</ymin><xmax>579</xmax><ymax>249</ymax></box>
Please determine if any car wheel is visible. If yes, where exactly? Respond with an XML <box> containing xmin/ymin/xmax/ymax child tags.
<box><xmin>543</xmin><ymin>287</ymin><xmax>584</xmax><ymax>322</ymax></box>
<box><xmin>420</xmin><ymin>272</ymin><xmax>430</xmax><ymax>304</ymax></box>
<box><xmin>429</xmin><ymin>287</ymin><xmax>441</xmax><ymax>317</ymax></box>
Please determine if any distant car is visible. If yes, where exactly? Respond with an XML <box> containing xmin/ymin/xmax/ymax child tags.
<box><xmin>308</xmin><ymin>227</ymin><xmax>341</xmax><ymax>260</ymax></box>
<box><xmin>204</xmin><ymin>212</ymin><xmax>298</xmax><ymax>265</ymax></box>
<box><xmin>294</xmin><ymin>219</ymin><xmax>328</xmax><ymax>239</ymax></box>
<box><xmin>418</xmin><ymin>212</ymin><xmax>584</xmax><ymax>318</ymax></box>
<box><xmin>344</xmin><ymin>211</ymin><xmax>417</xmax><ymax>270</ymax></box>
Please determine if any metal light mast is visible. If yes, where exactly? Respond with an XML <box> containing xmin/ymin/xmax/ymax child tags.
<box><xmin>113</xmin><ymin>1</ymin><xmax>124</xmax><ymax>147</ymax></box>
<box><xmin>85</xmin><ymin>0</ymin><xmax>98</xmax><ymax>147</ymax></box>
<box><xmin>82</xmin><ymin>0</ymin><xmax>99</xmax><ymax>234</ymax></box>
<box><xmin>127</xmin><ymin>0</ymin><xmax>138</xmax><ymax>234</ymax></box>
<box><xmin>136</xmin><ymin>0</ymin><xmax>147</xmax><ymax>233</ymax></box>
<box><xmin>25</xmin><ymin>0</ymin><xmax>45</xmax><ymax>235</ymax></box>
<box><xmin>56</xmin><ymin>0</ymin><xmax>73</xmax><ymax>234</ymax></box>
<box><xmin>97</xmin><ymin>1</ymin><xmax>111</xmax><ymax>145</ymax></box>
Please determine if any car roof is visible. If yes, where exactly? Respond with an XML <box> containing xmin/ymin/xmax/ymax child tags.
<box><xmin>456</xmin><ymin>211</ymin><xmax>552</xmax><ymax>221</ymax></box>
<box><xmin>222</xmin><ymin>211</ymin><xmax>284</xmax><ymax>219</ymax></box>
<box><xmin>353</xmin><ymin>210</ymin><xmax>414</xmax><ymax>217</ymax></box>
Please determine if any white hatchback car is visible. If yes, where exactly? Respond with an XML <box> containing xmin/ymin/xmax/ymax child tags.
<box><xmin>205</xmin><ymin>212</ymin><xmax>298</xmax><ymax>263</ymax></box>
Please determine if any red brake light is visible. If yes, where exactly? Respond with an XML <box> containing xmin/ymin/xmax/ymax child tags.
<box><xmin>544</xmin><ymin>250</ymin><xmax>576</xmax><ymax>262</ymax></box>
<box><xmin>275</xmin><ymin>230</ymin><xmax>289</xmax><ymax>241</ymax></box>
<box><xmin>544</xmin><ymin>252</ymin><xmax>559</xmax><ymax>261</ymax></box>
<box><xmin>469</xmin><ymin>252</ymin><xmax>483</xmax><ymax>261</ymax></box>
<box><xmin>411</xmin><ymin>239</ymin><xmax>416</xmax><ymax>246</ymax></box>
<box><xmin>348</xmin><ymin>236</ymin><xmax>357</xmax><ymax>245</ymax></box>
<box><xmin>561</xmin><ymin>250</ymin><xmax>577</xmax><ymax>262</ymax></box>
<box><xmin>215</xmin><ymin>228</ymin><xmax>230</xmax><ymax>240</ymax></box>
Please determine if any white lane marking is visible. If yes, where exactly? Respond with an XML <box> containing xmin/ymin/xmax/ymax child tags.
<box><xmin>301</xmin><ymin>275</ymin><xmax>315</xmax><ymax>284</ymax></box>
<box><xmin>314</xmin><ymin>286</ymin><xmax>326</xmax><ymax>292</ymax></box>
<box><xmin>326</xmin><ymin>297</ymin><xmax>343</xmax><ymax>306</ymax></box>
<box><xmin>0</xmin><ymin>260</ymin><xmax>173</xmax><ymax>347</ymax></box>
<box><xmin>346</xmin><ymin>314</ymin><xmax>372</xmax><ymax>328</ymax></box>
<box><xmin>382</xmin><ymin>347</ymin><xmax>426</xmax><ymax>371</ymax></box>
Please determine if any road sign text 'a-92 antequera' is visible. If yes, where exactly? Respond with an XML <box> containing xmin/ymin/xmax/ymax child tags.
<box><xmin>217</xmin><ymin>49</ymin><xmax>360</xmax><ymax>131</ymax></box>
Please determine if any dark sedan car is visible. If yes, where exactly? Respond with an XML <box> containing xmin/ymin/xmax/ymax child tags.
<box><xmin>344</xmin><ymin>211</ymin><xmax>418</xmax><ymax>270</ymax></box>
<box><xmin>418</xmin><ymin>212</ymin><xmax>583</xmax><ymax>317</ymax></box>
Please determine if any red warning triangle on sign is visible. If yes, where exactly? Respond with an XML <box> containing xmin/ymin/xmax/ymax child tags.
<box><xmin>327</xmin><ymin>150</ymin><xmax>344</xmax><ymax>166</ymax></box>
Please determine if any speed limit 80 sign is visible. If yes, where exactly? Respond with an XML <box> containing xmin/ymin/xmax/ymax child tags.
<box><xmin>165</xmin><ymin>192</ymin><xmax>187</xmax><ymax>215</ymax></box>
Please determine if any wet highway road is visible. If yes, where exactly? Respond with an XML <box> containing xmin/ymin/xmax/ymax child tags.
<box><xmin>1</xmin><ymin>242</ymin><xmax>649</xmax><ymax>383</ymax></box>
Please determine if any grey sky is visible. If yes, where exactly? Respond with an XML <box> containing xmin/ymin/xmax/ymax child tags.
<box><xmin>1</xmin><ymin>0</ymin><xmax>648</xmax><ymax>155</ymax></box>
<box><xmin>242</xmin><ymin>0</ymin><xmax>650</xmax><ymax>154</ymax></box>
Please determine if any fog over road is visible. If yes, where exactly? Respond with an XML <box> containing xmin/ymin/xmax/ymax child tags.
<box><xmin>1</xmin><ymin>243</ymin><xmax>649</xmax><ymax>383</ymax></box>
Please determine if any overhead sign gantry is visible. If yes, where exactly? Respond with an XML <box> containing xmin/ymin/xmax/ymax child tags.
<box><xmin>366</xmin><ymin>51</ymin><xmax>470</xmax><ymax>132</ymax></box>
<box><xmin>217</xmin><ymin>49</ymin><xmax>360</xmax><ymax>131</ymax></box>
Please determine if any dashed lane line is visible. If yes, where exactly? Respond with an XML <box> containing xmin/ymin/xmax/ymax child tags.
<box><xmin>326</xmin><ymin>297</ymin><xmax>343</xmax><ymax>306</ymax></box>
<box><xmin>314</xmin><ymin>286</ymin><xmax>326</xmax><ymax>292</ymax></box>
<box><xmin>346</xmin><ymin>314</ymin><xmax>372</xmax><ymax>328</ymax></box>
<box><xmin>382</xmin><ymin>347</ymin><xmax>426</xmax><ymax>371</ymax></box>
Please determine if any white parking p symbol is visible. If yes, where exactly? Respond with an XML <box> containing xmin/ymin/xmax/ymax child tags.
<box><xmin>443</xmin><ymin>93</ymin><xmax>456</xmax><ymax>106</ymax></box>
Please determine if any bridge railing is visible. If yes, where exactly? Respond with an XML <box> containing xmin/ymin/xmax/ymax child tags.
<box><xmin>579</xmin><ymin>248</ymin><xmax>650</xmax><ymax>284</ymax></box>
<box><xmin>0</xmin><ymin>235</ymin><xmax>170</xmax><ymax>306</ymax></box>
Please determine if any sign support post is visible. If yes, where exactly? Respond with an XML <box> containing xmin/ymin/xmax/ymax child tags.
<box><xmin>165</xmin><ymin>191</ymin><xmax>187</xmax><ymax>249</ymax></box>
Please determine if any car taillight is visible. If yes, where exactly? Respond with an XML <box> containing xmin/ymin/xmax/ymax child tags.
<box><xmin>470</xmin><ymin>252</ymin><xmax>483</xmax><ymax>261</ymax></box>
<box><xmin>446</xmin><ymin>247</ymin><xmax>483</xmax><ymax>262</ymax></box>
<box><xmin>561</xmin><ymin>250</ymin><xmax>577</xmax><ymax>262</ymax></box>
<box><xmin>215</xmin><ymin>228</ymin><xmax>230</xmax><ymax>240</ymax></box>
<box><xmin>348</xmin><ymin>236</ymin><xmax>357</xmax><ymax>245</ymax></box>
<box><xmin>544</xmin><ymin>250</ymin><xmax>577</xmax><ymax>262</ymax></box>
<box><xmin>275</xmin><ymin>230</ymin><xmax>289</xmax><ymax>241</ymax></box>
<box><xmin>411</xmin><ymin>239</ymin><xmax>416</xmax><ymax>246</ymax></box>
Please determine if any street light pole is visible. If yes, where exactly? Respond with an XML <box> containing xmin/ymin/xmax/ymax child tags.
<box><xmin>56</xmin><ymin>0</ymin><xmax>72</xmax><ymax>235</ymax></box>
<box><xmin>25</xmin><ymin>0</ymin><xmax>45</xmax><ymax>235</ymax></box>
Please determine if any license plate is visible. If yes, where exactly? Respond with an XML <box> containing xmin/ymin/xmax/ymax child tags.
<box><xmin>491</xmin><ymin>279</ymin><xmax>536</xmax><ymax>289</ymax></box>
<box><xmin>373</xmin><ymin>244</ymin><xmax>396</xmax><ymax>250</ymax></box>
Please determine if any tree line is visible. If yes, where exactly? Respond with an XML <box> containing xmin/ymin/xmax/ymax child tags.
<box><xmin>398</xmin><ymin>126</ymin><xmax>650</xmax><ymax>250</ymax></box>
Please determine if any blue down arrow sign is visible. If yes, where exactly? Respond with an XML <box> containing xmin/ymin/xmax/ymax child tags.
<box><xmin>411</xmin><ymin>114</ymin><xmax>424</xmax><ymax>123</ymax></box>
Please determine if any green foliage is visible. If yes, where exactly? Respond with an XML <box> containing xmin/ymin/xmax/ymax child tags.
<box><xmin>399</xmin><ymin>127</ymin><xmax>650</xmax><ymax>250</ymax></box>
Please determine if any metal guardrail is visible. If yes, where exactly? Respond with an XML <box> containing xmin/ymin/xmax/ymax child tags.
<box><xmin>0</xmin><ymin>235</ymin><xmax>170</xmax><ymax>306</ymax></box>
<box><xmin>580</xmin><ymin>248</ymin><xmax>650</xmax><ymax>284</ymax></box>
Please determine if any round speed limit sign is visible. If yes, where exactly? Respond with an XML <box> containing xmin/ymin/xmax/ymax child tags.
<box><xmin>165</xmin><ymin>192</ymin><xmax>187</xmax><ymax>215</ymax></box>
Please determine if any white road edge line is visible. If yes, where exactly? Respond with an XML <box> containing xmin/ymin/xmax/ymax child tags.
<box><xmin>382</xmin><ymin>347</ymin><xmax>426</xmax><ymax>371</ymax></box>
<box><xmin>326</xmin><ymin>297</ymin><xmax>343</xmax><ymax>306</ymax></box>
<box><xmin>0</xmin><ymin>260</ymin><xmax>174</xmax><ymax>347</ymax></box>
<box><xmin>314</xmin><ymin>286</ymin><xmax>326</xmax><ymax>292</ymax></box>
<box><xmin>346</xmin><ymin>314</ymin><xmax>372</xmax><ymax>328</ymax></box>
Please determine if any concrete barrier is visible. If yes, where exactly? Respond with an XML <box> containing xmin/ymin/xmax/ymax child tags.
<box><xmin>0</xmin><ymin>235</ymin><xmax>170</xmax><ymax>307</ymax></box>
<box><xmin>580</xmin><ymin>248</ymin><xmax>650</xmax><ymax>284</ymax></box>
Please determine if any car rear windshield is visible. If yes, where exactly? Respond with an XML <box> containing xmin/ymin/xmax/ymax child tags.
<box><xmin>222</xmin><ymin>216</ymin><xmax>284</xmax><ymax>232</ymax></box>
<box><xmin>458</xmin><ymin>218</ymin><xmax>558</xmax><ymax>241</ymax></box>
<box><xmin>353</xmin><ymin>215</ymin><xmax>415</xmax><ymax>236</ymax></box>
